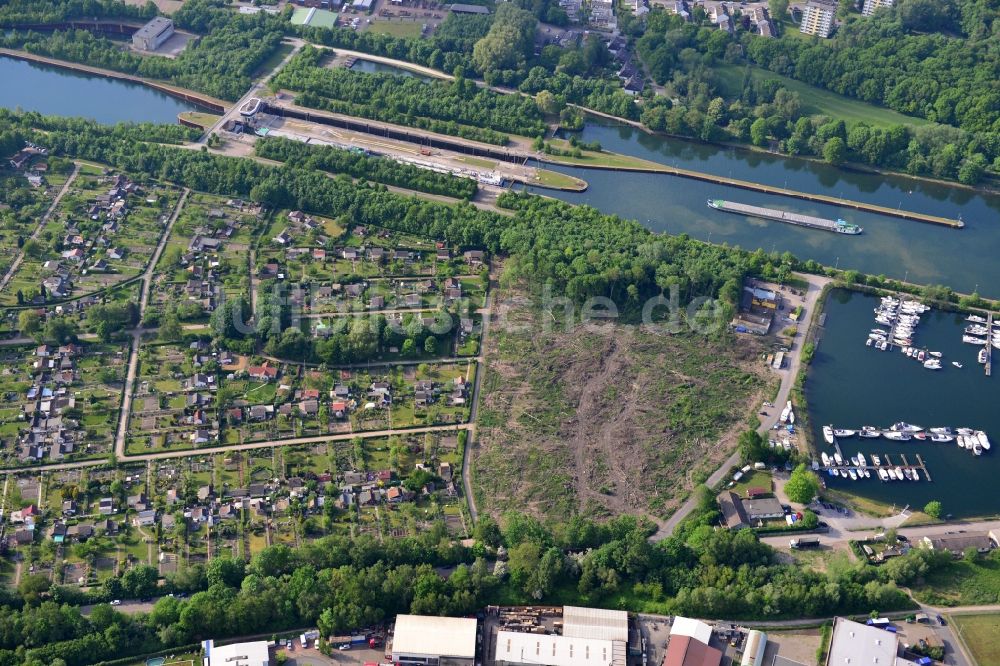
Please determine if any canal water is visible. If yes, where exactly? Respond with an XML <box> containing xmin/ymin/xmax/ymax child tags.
<box><xmin>531</xmin><ymin>118</ymin><xmax>1000</xmax><ymax>298</ymax></box>
<box><xmin>0</xmin><ymin>55</ymin><xmax>201</xmax><ymax>125</ymax></box>
<box><xmin>806</xmin><ymin>288</ymin><xmax>1000</xmax><ymax>519</ymax></box>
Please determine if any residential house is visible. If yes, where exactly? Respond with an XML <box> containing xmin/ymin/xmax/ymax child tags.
<box><xmin>921</xmin><ymin>532</ymin><xmax>997</xmax><ymax>557</ymax></box>
<box><xmin>247</xmin><ymin>364</ymin><xmax>278</xmax><ymax>382</ymax></box>
<box><xmin>133</xmin><ymin>509</ymin><xmax>156</xmax><ymax>527</ymax></box>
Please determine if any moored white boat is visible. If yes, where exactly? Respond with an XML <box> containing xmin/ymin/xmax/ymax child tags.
<box><xmin>884</xmin><ymin>431</ymin><xmax>912</xmax><ymax>441</ymax></box>
<box><xmin>860</xmin><ymin>427</ymin><xmax>881</xmax><ymax>438</ymax></box>
<box><xmin>976</xmin><ymin>431</ymin><xmax>991</xmax><ymax>451</ymax></box>
<box><xmin>849</xmin><ymin>469</ymin><xmax>858</xmax><ymax>480</ymax></box>
<box><xmin>822</xmin><ymin>425</ymin><xmax>834</xmax><ymax>445</ymax></box>
<box><xmin>877</xmin><ymin>468</ymin><xmax>889</xmax><ymax>481</ymax></box>
<box><xmin>833</xmin><ymin>428</ymin><xmax>857</xmax><ymax>438</ymax></box>
<box><xmin>821</xmin><ymin>452</ymin><xmax>831</xmax><ymax>466</ymax></box>
<box><xmin>931</xmin><ymin>434</ymin><xmax>954</xmax><ymax>443</ymax></box>
<box><xmin>872</xmin><ymin>454</ymin><xmax>882</xmax><ymax>466</ymax></box>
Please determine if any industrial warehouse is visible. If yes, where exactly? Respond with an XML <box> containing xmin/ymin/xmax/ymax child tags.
<box><xmin>379</xmin><ymin>606</ymin><xmax>772</xmax><ymax>666</ymax></box>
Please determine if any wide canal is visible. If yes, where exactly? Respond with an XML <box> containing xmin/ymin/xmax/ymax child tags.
<box><xmin>806</xmin><ymin>289</ymin><xmax>1000</xmax><ymax>519</ymax></box>
<box><xmin>532</xmin><ymin>118</ymin><xmax>1000</xmax><ymax>298</ymax></box>
<box><xmin>0</xmin><ymin>54</ymin><xmax>201</xmax><ymax>125</ymax></box>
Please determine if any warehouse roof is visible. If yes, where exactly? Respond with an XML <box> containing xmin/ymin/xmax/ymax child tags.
<box><xmin>203</xmin><ymin>639</ymin><xmax>270</xmax><ymax>666</ymax></box>
<box><xmin>670</xmin><ymin>617</ymin><xmax>713</xmax><ymax>646</ymax></box>
<box><xmin>825</xmin><ymin>617</ymin><xmax>900</xmax><ymax>666</ymax></box>
<box><xmin>133</xmin><ymin>16</ymin><xmax>173</xmax><ymax>40</ymax></box>
<box><xmin>392</xmin><ymin>615</ymin><xmax>477</xmax><ymax>659</ymax></box>
<box><xmin>562</xmin><ymin>606</ymin><xmax>629</xmax><ymax>642</ymax></box>
<box><xmin>495</xmin><ymin>631</ymin><xmax>623</xmax><ymax>666</ymax></box>
<box><xmin>663</xmin><ymin>635</ymin><xmax>722</xmax><ymax>666</ymax></box>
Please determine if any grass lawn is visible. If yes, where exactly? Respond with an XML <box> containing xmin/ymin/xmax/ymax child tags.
<box><xmin>713</xmin><ymin>64</ymin><xmax>932</xmax><ymax>129</ymax></box>
<box><xmin>952</xmin><ymin>613</ymin><xmax>1000</xmax><ymax>666</ymax></box>
<box><xmin>542</xmin><ymin>145</ymin><xmax>671</xmax><ymax>171</ymax></box>
<box><xmin>367</xmin><ymin>20</ymin><xmax>424</xmax><ymax>38</ymax></box>
<box><xmin>531</xmin><ymin>168</ymin><xmax>588</xmax><ymax>191</ymax></box>
<box><xmin>254</xmin><ymin>42</ymin><xmax>295</xmax><ymax>79</ymax></box>
<box><xmin>912</xmin><ymin>550</ymin><xmax>1000</xmax><ymax>606</ymax></box>
<box><xmin>729</xmin><ymin>470</ymin><xmax>772</xmax><ymax>497</ymax></box>
<box><xmin>455</xmin><ymin>155</ymin><xmax>497</xmax><ymax>170</ymax></box>
<box><xmin>178</xmin><ymin>111</ymin><xmax>221</xmax><ymax>128</ymax></box>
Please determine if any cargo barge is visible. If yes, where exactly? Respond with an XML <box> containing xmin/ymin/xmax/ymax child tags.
<box><xmin>707</xmin><ymin>199</ymin><xmax>862</xmax><ymax>235</ymax></box>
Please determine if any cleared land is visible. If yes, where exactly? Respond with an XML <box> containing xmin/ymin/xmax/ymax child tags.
<box><xmin>952</xmin><ymin>613</ymin><xmax>1000</xmax><ymax>666</ymax></box>
<box><xmin>473</xmin><ymin>283</ymin><xmax>769</xmax><ymax>523</ymax></box>
<box><xmin>714</xmin><ymin>64</ymin><xmax>932</xmax><ymax>129</ymax></box>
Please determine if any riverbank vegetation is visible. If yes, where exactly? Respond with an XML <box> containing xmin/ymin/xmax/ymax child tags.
<box><xmin>271</xmin><ymin>46</ymin><xmax>546</xmax><ymax>145</ymax></box>
<box><xmin>254</xmin><ymin>135</ymin><xmax>479</xmax><ymax>199</ymax></box>
<box><xmin>291</xmin><ymin>6</ymin><xmax>639</xmax><ymax>122</ymax></box>
<box><xmin>634</xmin><ymin>6</ymin><xmax>998</xmax><ymax>185</ymax></box>
<box><xmin>0</xmin><ymin>0</ymin><xmax>286</xmax><ymax>101</ymax></box>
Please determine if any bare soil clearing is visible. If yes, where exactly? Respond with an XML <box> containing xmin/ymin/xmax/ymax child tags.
<box><xmin>474</xmin><ymin>285</ymin><xmax>769</xmax><ymax>524</ymax></box>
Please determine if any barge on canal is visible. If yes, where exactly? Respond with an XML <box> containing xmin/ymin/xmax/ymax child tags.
<box><xmin>708</xmin><ymin>199</ymin><xmax>863</xmax><ymax>235</ymax></box>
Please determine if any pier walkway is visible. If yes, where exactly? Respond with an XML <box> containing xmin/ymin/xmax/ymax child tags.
<box><xmin>987</xmin><ymin>312</ymin><xmax>993</xmax><ymax>377</ymax></box>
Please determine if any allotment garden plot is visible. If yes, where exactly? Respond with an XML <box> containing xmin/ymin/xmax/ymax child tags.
<box><xmin>0</xmin><ymin>341</ymin><xmax>127</xmax><ymax>468</ymax></box>
<box><xmin>3</xmin><ymin>165</ymin><xmax>181</xmax><ymax>305</ymax></box>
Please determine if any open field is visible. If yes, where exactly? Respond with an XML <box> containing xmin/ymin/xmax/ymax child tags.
<box><xmin>474</xmin><ymin>282</ymin><xmax>769</xmax><ymax>523</ymax></box>
<box><xmin>367</xmin><ymin>20</ymin><xmax>426</xmax><ymax>39</ymax></box>
<box><xmin>714</xmin><ymin>64</ymin><xmax>933</xmax><ymax>129</ymax></box>
<box><xmin>124</xmin><ymin>0</ymin><xmax>183</xmax><ymax>13</ymax></box>
<box><xmin>951</xmin><ymin>613</ymin><xmax>1000</xmax><ymax>666</ymax></box>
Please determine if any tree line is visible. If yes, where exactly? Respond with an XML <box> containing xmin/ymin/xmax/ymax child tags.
<box><xmin>3</xmin><ymin>505</ymin><xmax>917</xmax><ymax>666</ymax></box>
<box><xmin>289</xmin><ymin>8</ymin><xmax>639</xmax><ymax>122</ymax></box>
<box><xmin>0</xmin><ymin>0</ymin><xmax>287</xmax><ymax>101</ymax></box>
<box><xmin>634</xmin><ymin>8</ymin><xmax>997</xmax><ymax>184</ymax></box>
<box><xmin>271</xmin><ymin>46</ymin><xmax>546</xmax><ymax>145</ymax></box>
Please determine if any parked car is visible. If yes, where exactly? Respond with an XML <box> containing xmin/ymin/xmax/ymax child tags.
<box><xmin>110</xmin><ymin>600</ymin><xmax>121</xmax><ymax>606</ymax></box>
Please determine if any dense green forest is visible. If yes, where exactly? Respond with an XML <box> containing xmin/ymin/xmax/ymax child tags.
<box><xmin>0</xmin><ymin>0</ymin><xmax>155</xmax><ymax>24</ymax></box>
<box><xmin>271</xmin><ymin>46</ymin><xmax>546</xmax><ymax>145</ymax></box>
<box><xmin>292</xmin><ymin>7</ymin><xmax>639</xmax><ymax>122</ymax></box>
<box><xmin>0</xmin><ymin>504</ymin><xmax>927</xmax><ymax>666</ymax></box>
<box><xmin>254</xmin><ymin>135</ymin><xmax>478</xmax><ymax>199</ymax></box>
<box><xmin>0</xmin><ymin>0</ymin><xmax>286</xmax><ymax>100</ymax></box>
<box><xmin>634</xmin><ymin>6</ymin><xmax>998</xmax><ymax>183</ymax></box>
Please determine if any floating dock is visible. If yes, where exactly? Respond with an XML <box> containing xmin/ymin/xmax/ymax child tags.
<box><xmin>708</xmin><ymin>199</ymin><xmax>863</xmax><ymax>235</ymax></box>
<box><xmin>987</xmin><ymin>312</ymin><xmax>993</xmax><ymax>377</ymax></box>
